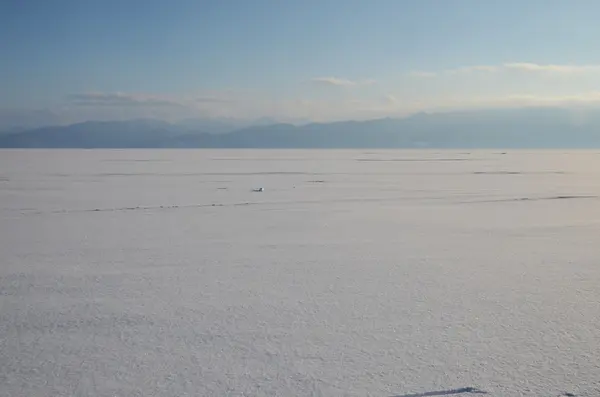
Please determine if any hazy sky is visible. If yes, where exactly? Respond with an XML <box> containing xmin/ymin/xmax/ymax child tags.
<box><xmin>3</xmin><ymin>0</ymin><xmax>600</xmax><ymax>124</ymax></box>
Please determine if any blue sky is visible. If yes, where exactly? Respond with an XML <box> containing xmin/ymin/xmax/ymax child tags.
<box><xmin>3</xmin><ymin>0</ymin><xmax>600</xmax><ymax>125</ymax></box>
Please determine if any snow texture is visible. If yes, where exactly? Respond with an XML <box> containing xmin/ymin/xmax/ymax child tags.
<box><xmin>1</xmin><ymin>149</ymin><xmax>599</xmax><ymax>397</ymax></box>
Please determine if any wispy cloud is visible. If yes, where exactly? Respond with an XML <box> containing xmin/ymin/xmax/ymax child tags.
<box><xmin>62</xmin><ymin>91</ymin><xmax>243</xmax><ymax>122</ymax></box>
<box><xmin>497</xmin><ymin>91</ymin><xmax>600</xmax><ymax>104</ymax></box>
<box><xmin>385</xmin><ymin>94</ymin><xmax>400</xmax><ymax>105</ymax></box>
<box><xmin>410</xmin><ymin>63</ymin><xmax>600</xmax><ymax>77</ymax></box>
<box><xmin>68</xmin><ymin>92</ymin><xmax>186</xmax><ymax>107</ymax></box>
<box><xmin>413</xmin><ymin>92</ymin><xmax>600</xmax><ymax>112</ymax></box>
<box><xmin>311</xmin><ymin>77</ymin><xmax>376</xmax><ymax>87</ymax></box>
<box><xmin>69</xmin><ymin>92</ymin><xmax>235</xmax><ymax>107</ymax></box>
<box><xmin>503</xmin><ymin>63</ymin><xmax>600</xmax><ymax>73</ymax></box>
<box><xmin>54</xmin><ymin>86</ymin><xmax>600</xmax><ymax>124</ymax></box>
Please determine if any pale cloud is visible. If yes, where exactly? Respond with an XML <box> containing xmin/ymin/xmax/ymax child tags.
<box><xmin>495</xmin><ymin>91</ymin><xmax>600</xmax><ymax>105</ymax></box>
<box><xmin>503</xmin><ymin>63</ymin><xmax>600</xmax><ymax>73</ymax></box>
<box><xmin>53</xmin><ymin>87</ymin><xmax>600</xmax><ymax>124</ymax></box>
<box><xmin>410</xmin><ymin>62</ymin><xmax>600</xmax><ymax>77</ymax></box>
<box><xmin>411</xmin><ymin>91</ymin><xmax>600</xmax><ymax>113</ymax></box>
<box><xmin>69</xmin><ymin>92</ymin><xmax>187</xmax><ymax>107</ymax></box>
<box><xmin>347</xmin><ymin>90</ymin><xmax>600</xmax><ymax>119</ymax></box>
<box><xmin>385</xmin><ymin>94</ymin><xmax>400</xmax><ymax>105</ymax></box>
<box><xmin>311</xmin><ymin>77</ymin><xmax>376</xmax><ymax>87</ymax></box>
<box><xmin>69</xmin><ymin>92</ymin><xmax>236</xmax><ymax>108</ymax></box>
<box><xmin>60</xmin><ymin>91</ymin><xmax>244</xmax><ymax>122</ymax></box>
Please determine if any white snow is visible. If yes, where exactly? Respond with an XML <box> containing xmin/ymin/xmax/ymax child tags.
<box><xmin>1</xmin><ymin>149</ymin><xmax>599</xmax><ymax>397</ymax></box>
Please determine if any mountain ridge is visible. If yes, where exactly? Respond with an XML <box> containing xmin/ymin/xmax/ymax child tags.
<box><xmin>2</xmin><ymin>107</ymin><xmax>600</xmax><ymax>148</ymax></box>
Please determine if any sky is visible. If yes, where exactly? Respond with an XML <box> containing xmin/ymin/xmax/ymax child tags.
<box><xmin>3</xmin><ymin>0</ymin><xmax>600</xmax><ymax>126</ymax></box>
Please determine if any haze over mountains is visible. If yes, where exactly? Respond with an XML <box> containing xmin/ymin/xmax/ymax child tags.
<box><xmin>2</xmin><ymin>107</ymin><xmax>600</xmax><ymax>149</ymax></box>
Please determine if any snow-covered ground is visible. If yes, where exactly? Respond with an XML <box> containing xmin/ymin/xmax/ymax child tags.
<box><xmin>1</xmin><ymin>149</ymin><xmax>599</xmax><ymax>397</ymax></box>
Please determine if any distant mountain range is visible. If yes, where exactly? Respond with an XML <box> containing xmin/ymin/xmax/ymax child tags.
<box><xmin>2</xmin><ymin>107</ymin><xmax>600</xmax><ymax>148</ymax></box>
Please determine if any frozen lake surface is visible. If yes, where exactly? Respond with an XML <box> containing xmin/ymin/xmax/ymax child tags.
<box><xmin>1</xmin><ymin>149</ymin><xmax>599</xmax><ymax>397</ymax></box>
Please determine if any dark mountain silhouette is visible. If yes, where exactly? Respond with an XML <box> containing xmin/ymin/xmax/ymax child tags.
<box><xmin>2</xmin><ymin>107</ymin><xmax>600</xmax><ymax>148</ymax></box>
<box><xmin>174</xmin><ymin>118</ymin><xmax>242</xmax><ymax>134</ymax></box>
